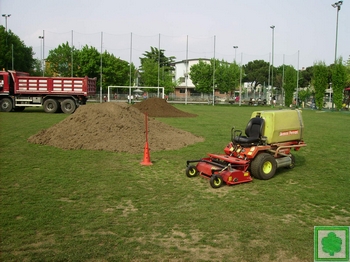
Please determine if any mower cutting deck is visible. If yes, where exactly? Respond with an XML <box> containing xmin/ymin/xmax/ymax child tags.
<box><xmin>186</xmin><ymin>109</ymin><xmax>307</xmax><ymax>188</ymax></box>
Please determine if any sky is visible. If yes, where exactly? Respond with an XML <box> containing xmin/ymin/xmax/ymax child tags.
<box><xmin>1</xmin><ymin>0</ymin><xmax>349</xmax><ymax>69</ymax></box>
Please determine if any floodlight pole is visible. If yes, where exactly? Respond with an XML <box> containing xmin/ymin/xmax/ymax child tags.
<box><xmin>270</xmin><ymin>25</ymin><xmax>275</xmax><ymax>96</ymax></box>
<box><xmin>233</xmin><ymin>46</ymin><xmax>238</xmax><ymax>62</ymax></box>
<box><xmin>332</xmin><ymin>1</ymin><xmax>343</xmax><ymax>63</ymax></box>
<box><xmin>239</xmin><ymin>53</ymin><xmax>243</xmax><ymax>106</ymax></box>
<box><xmin>39</xmin><ymin>33</ymin><xmax>45</xmax><ymax>76</ymax></box>
<box><xmin>2</xmin><ymin>14</ymin><xmax>11</xmax><ymax>32</ymax></box>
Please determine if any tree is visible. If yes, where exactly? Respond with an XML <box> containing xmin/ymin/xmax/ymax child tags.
<box><xmin>299</xmin><ymin>66</ymin><xmax>313</xmax><ymax>88</ymax></box>
<box><xmin>189</xmin><ymin>59</ymin><xmax>213</xmax><ymax>94</ymax></box>
<box><xmin>46</xmin><ymin>42</ymin><xmax>78</xmax><ymax>77</ymax></box>
<box><xmin>30</xmin><ymin>58</ymin><xmax>43</xmax><ymax>76</ymax></box>
<box><xmin>243</xmin><ymin>60</ymin><xmax>270</xmax><ymax>88</ymax></box>
<box><xmin>140</xmin><ymin>59</ymin><xmax>158</xmax><ymax>87</ymax></box>
<box><xmin>139</xmin><ymin>47</ymin><xmax>176</xmax><ymax>94</ymax></box>
<box><xmin>345</xmin><ymin>57</ymin><xmax>350</xmax><ymax>87</ymax></box>
<box><xmin>297</xmin><ymin>89</ymin><xmax>311</xmax><ymax>106</ymax></box>
<box><xmin>332</xmin><ymin>58</ymin><xmax>347</xmax><ymax>110</ymax></box>
<box><xmin>215</xmin><ymin>60</ymin><xmax>240</xmax><ymax>94</ymax></box>
<box><xmin>141</xmin><ymin>46</ymin><xmax>175</xmax><ymax>68</ymax></box>
<box><xmin>76</xmin><ymin>45</ymin><xmax>100</xmax><ymax>79</ymax></box>
<box><xmin>101</xmin><ymin>51</ymin><xmax>134</xmax><ymax>91</ymax></box>
<box><xmin>0</xmin><ymin>26</ymin><xmax>35</xmax><ymax>72</ymax></box>
<box><xmin>312</xmin><ymin>61</ymin><xmax>329</xmax><ymax>110</ymax></box>
<box><xmin>283</xmin><ymin>65</ymin><xmax>297</xmax><ymax>107</ymax></box>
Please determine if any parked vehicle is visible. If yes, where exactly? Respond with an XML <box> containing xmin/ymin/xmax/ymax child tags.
<box><xmin>0</xmin><ymin>70</ymin><xmax>96</xmax><ymax>113</ymax></box>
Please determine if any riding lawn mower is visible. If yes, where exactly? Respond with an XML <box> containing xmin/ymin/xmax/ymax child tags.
<box><xmin>186</xmin><ymin>109</ymin><xmax>307</xmax><ymax>188</ymax></box>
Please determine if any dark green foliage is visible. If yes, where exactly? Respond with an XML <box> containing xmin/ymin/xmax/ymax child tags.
<box><xmin>215</xmin><ymin>60</ymin><xmax>240</xmax><ymax>93</ymax></box>
<box><xmin>102</xmin><ymin>51</ymin><xmax>133</xmax><ymax>87</ymax></box>
<box><xmin>189</xmin><ymin>59</ymin><xmax>213</xmax><ymax>94</ymax></box>
<box><xmin>299</xmin><ymin>66</ymin><xmax>313</xmax><ymax>88</ymax></box>
<box><xmin>139</xmin><ymin>47</ymin><xmax>176</xmax><ymax>94</ymax></box>
<box><xmin>46</xmin><ymin>43</ymin><xmax>133</xmax><ymax>92</ymax></box>
<box><xmin>190</xmin><ymin>59</ymin><xmax>241</xmax><ymax>95</ymax></box>
<box><xmin>332</xmin><ymin>58</ymin><xmax>347</xmax><ymax>110</ymax></box>
<box><xmin>46</xmin><ymin>42</ymin><xmax>78</xmax><ymax>77</ymax></box>
<box><xmin>313</xmin><ymin>61</ymin><xmax>329</xmax><ymax>110</ymax></box>
<box><xmin>283</xmin><ymin>65</ymin><xmax>297</xmax><ymax>106</ymax></box>
<box><xmin>0</xmin><ymin>26</ymin><xmax>35</xmax><ymax>72</ymax></box>
<box><xmin>298</xmin><ymin>89</ymin><xmax>311</xmax><ymax>105</ymax></box>
<box><xmin>76</xmin><ymin>45</ymin><xmax>100</xmax><ymax>79</ymax></box>
<box><xmin>243</xmin><ymin>60</ymin><xmax>270</xmax><ymax>88</ymax></box>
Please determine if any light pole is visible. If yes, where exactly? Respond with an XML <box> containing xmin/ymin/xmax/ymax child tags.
<box><xmin>233</xmin><ymin>46</ymin><xmax>238</xmax><ymax>62</ymax></box>
<box><xmin>332</xmin><ymin>1</ymin><xmax>343</xmax><ymax>63</ymax></box>
<box><xmin>39</xmin><ymin>34</ymin><xmax>44</xmax><ymax>76</ymax></box>
<box><xmin>2</xmin><ymin>14</ymin><xmax>11</xmax><ymax>32</ymax></box>
<box><xmin>270</xmin><ymin>25</ymin><xmax>275</xmax><ymax>101</ymax></box>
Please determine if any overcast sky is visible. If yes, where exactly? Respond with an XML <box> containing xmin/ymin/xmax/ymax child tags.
<box><xmin>1</xmin><ymin>0</ymin><xmax>349</xmax><ymax>69</ymax></box>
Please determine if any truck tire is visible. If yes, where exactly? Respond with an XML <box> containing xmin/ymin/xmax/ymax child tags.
<box><xmin>250</xmin><ymin>153</ymin><xmax>277</xmax><ymax>180</ymax></box>
<box><xmin>61</xmin><ymin>99</ymin><xmax>76</xmax><ymax>114</ymax></box>
<box><xmin>0</xmin><ymin>98</ymin><xmax>13</xmax><ymax>112</ymax></box>
<box><xmin>43</xmin><ymin>99</ymin><xmax>58</xmax><ymax>113</ymax></box>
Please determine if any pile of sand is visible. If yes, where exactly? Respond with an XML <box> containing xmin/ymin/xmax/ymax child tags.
<box><xmin>28</xmin><ymin>98</ymin><xmax>203</xmax><ymax>154</ymax></box>
<box><xmin>133</xmin><ymin>97</ymin><xmax>197</xmax><ymax>117</ymax></box>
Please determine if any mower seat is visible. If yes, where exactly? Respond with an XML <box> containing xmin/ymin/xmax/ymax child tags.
<box><xmin>234</xmin><ymin>117</ymin><xmax>265</xmax><ymax>146</ymax></box>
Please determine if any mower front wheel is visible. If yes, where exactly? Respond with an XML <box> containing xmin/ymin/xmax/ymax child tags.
<box><xmin>186</xmin><ymin>165</ymin><xmax>198</xmax><ymax>178</ymax></box>
<box><xmin>210</xmin><ymin>174</ymin><xmax>224</xmax><ymax>188</ymax></box>
<box><xmin>251</xmin><ymin>153</ymin><xmax>277</xmax><ymax>180</ymax></box>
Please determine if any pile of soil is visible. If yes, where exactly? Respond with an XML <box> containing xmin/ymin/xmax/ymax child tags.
<box><xmin>133</xmin><ymin>97</ymin><xmax>197</xmax><ymax>117</ymax></box>
<box><xmin>28</xmin><ymin>99</ymin><xmax>204</xmax><ymax>154</ymax></box>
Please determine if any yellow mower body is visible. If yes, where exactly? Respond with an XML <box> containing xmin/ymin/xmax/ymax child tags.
<box><xmin>251</xmin><ymin>109</ymin><xmax>304</xmax><ymax>144</ymax></box>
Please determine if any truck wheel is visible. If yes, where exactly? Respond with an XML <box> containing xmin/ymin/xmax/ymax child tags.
<box><xmin>186</xmin><ymin>165</ymin><xmax>198</xmax><ymax>178</ymax></box>
<box><xmin>286</xmin><ymin>154</ymin><xmax>295</xmax><ymax>169</ymax></box>
<box><xmin>61</xmin><ymin>99</ymin><xmax>76</xmax><ymax>114</ymax></box>
<box><xmin>251</xmin><ymin>153</ymin><xmax>277</xmax><ymax>180</ymax></box>
<box><xmin>43</xmin><ymin>99</ymin><xmax>58</xmax><ymax>113</ymax></box>
<box><xmin>0</xmin><ymin>98</ymin><xmax>13</xmax><ymax>112</ymax></box>
<box><xmin>210</xmin><ymin>174</ymin><xmax>224</xmax><ymax>188</ymax></box>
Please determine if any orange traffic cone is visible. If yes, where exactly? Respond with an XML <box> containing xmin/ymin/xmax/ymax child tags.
<box><xmin>141</xmin><ymin>141</ymin><xmax>152</xmax><ymax>165</ymax></box>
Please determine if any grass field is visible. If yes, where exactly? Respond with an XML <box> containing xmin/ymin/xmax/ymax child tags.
<box><xmin>1</xmin><ymin>105</ymin><xmax>349</xmax><ymax>262</ymax></box>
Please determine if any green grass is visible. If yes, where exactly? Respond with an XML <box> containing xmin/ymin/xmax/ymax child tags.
<box><xmin>1</xmin><ymin>105</ymin><xmax>349</xmax><ymax>261</ymax></box>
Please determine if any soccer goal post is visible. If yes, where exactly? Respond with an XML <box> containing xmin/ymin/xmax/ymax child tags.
<box><xmin>107</xmin><ymin>86</ymin><xmax>165</xmax><ymax>102</ymax></box>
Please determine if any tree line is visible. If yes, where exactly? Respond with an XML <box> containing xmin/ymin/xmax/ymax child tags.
<box><xmin>1</xmin><ymin>25</ymin><xmax>349</xmax><ymax>109</ymax></box>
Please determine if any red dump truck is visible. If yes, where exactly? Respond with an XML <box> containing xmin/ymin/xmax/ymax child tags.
<box><xmin>0</xmin><ymin>70</ymin><xmax>97</xmax><ymax>114</ymax></box>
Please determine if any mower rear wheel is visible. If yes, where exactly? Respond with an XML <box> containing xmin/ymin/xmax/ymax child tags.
<box><xmin>251</xmin><ymin>153</ymin><xmax>277</xmax><ymax>180</ymax></box>
<box><xmin>210</xmin><ymin>174</ymin><xmax>224</xmax><ymax>188</ymax></box>
<box><xmin>285</xmin><ymin>154</ymin><xmax>295</xmax><ymax>169</ymax></box>
<box><xmin>186</xmin><ymin>165</ymin><xmax>198</xmax><ymax>178</ymax></box>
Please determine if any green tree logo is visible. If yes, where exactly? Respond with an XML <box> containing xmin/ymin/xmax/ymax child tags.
<box><xmin>322</xmin><ymin>232</ymin><xmax>342</xmax><ymax>256</ymax></box>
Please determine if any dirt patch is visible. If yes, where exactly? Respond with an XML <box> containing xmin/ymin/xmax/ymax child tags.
<box><xmin>133</xmin><ymin>97</ymin><xmax>197</xmax><ymax>117</ymax></box>
<box><xmin>28</xmin><ymin>100</ymin><xmax>204</xmax><ymax>154</ymax></box>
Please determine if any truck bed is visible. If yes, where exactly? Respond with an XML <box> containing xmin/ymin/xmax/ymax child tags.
<box><xmin>15</xmin><ymin>76</ymin><xmax>96</xmax><ymax>96</ymax></box>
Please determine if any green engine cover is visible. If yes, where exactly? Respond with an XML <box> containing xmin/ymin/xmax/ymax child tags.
<box><xmin>251</xmin><ymin>109</ymin><xmax>304</xmax><ymax>144</ymax></box>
